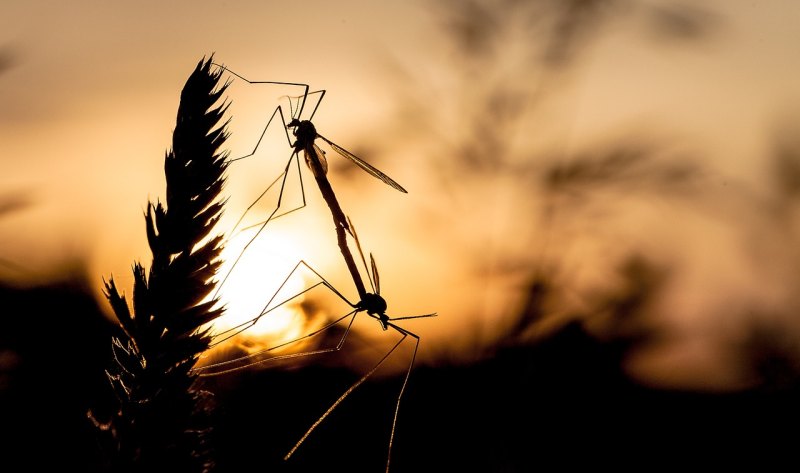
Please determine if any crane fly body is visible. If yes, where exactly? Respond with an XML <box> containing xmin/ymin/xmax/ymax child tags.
<box><xmin>210</xmin><ymin>63</ymin><xmax>408</xmax><ymax>196</ymax></box>
<box><xmin>288</xmin><ymin>119</ymin><xmax>328</xmax><ymax>178</ymax></box>
<box><xmin>195</xmin><ymin>216</ymin><xmax>436</xmax><ymax>473</ymax></box>
<box><xmin>286</xmin><ymin>118</ymin><xmax>408</xmax><ymax>193</ymax></box>
<box><xmin>201</xmin><ymin>64</ymin><xmax>434</xmax><ymax>472</ymax></box>
<box><xmin>209</xmin><ymin>63</ymin><xmax>408</xmax><ymax>301</ymax></box>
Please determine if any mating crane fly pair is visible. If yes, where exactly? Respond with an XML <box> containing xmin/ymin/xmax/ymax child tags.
<box><xmin>193</xmin><ymin>64</ymin><xmax>435</xmax><ymax>472</ymax></box>
<box><xmin>212</xmin><ymin>65</ymin><xmax>406</xmax><ymax>303</ymax></box>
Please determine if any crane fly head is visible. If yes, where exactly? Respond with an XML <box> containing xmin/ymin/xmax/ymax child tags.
<box><xmin>287</xmin><ymin>119</ymin><xmax>317</xmax><ymax>147</ymax></box>
<box><xmin>358</xmin><ymin>292</ymin><xmax>390</xmax><ymax>330</ymax></box>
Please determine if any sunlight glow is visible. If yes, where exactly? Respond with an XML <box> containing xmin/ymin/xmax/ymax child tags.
<box><xmin>212</xmin><ymin>227</ymin><xmax>308</xmax><ymax>346</ymax></box>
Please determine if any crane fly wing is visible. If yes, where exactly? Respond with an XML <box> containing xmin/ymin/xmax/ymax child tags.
<box><xmin>313</xmin><ymin>143</ymin><xmax>328</xmax><ymax>175</ymax></box>
<box><xmin>370</xmin><ymin>253</ymin><xmax>380</xmax><ymax>295</ymax></box>
<box><xmin>304</xmin><ymin>144</ymin><xmax>328</xmax><ymax>178</ymax></box>
<box><xmin>318</xmin><ymin>135</ymin><xmax>408</xmax><ymax>193</ymax></box>
<box><xmin>346</xmin><ymin>215</ymin><xmax>375</xmax><ymax>293</ymax></box>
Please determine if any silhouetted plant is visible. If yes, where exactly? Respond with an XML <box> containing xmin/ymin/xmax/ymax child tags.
<box><xmin>94</xmin><ymin>57</ymin><xmax>229</xmax><ymax>472</ymax></box>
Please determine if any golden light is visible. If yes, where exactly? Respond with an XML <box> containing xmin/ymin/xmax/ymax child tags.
<box><xmin>210</xmin><ymin>226</ymin><xmax>310</xmax><ymax>349</ymax></box>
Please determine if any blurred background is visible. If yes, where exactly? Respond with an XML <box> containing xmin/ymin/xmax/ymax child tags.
<box><xmin>2</xmin><ymin>0</ymin><xmax>800</xmax><ymax>471</ymax></box>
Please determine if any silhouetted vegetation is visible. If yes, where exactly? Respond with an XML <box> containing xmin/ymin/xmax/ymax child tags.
<box><xmin>2</xmin><ymin>2</ymin><xmax>800</xmax><ymax>472</ymax></box>
<box><xmin>91</xmin><ymin>57</ymin><xmax>229</xmax><ymax>472</ymax></box>
<box><xmin>0</xmin><ymin>269</ymin><xmax>113</xmax><ymax>472</ymax></box>
<box><xmin>3</xmin><ymin>270</ymin><xmax>799</xmax><ymax>471</ymax></box>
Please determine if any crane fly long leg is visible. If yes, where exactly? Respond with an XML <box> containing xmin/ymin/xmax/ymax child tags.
<box><xmin>383</xmin><ymin>322</ymin><xmax>423</xmax><ymax>473</ymax></box>
<box><xmin>207</xmin><ymin>69</ymin><xmax>318</xmax><ymax>298</ymax></box>
<box><xmin>212</xmin><ymin>83</ymin><xmax>319</xmax><ymax>300</ymax></box>
<box><xmin>195</xmin><ymin>257</ymin><xmax>368</xmax><ymax>376</ymax></box>
<box><xmin>384</xmin><ymin>312</ymin><xmax>438</xmax><ymax>322</ymax></box>
<box><xmin>212</xmin><ymin>149</ymin><xmax>306</xmax><ymax>300</ymax></box>
<box><xmin>211</xmin><ymin>62</ymin><xmax>314</xmax><ymax>119</ymax></box>
<box><xmin>284</xmin><ymin>332</ymin><xmax>408</xmax><ymax>463</ymax></box>
<box><xmin>284</xmin><ymin>318</ymin><xmax>432</xmax><ymax>473</ymax></box>
<box><xmin>194</xmin><ymin>310</ymin><xmax>358</xmax><ymax>377</ymax></box>
<box><xmin>282</xmin><ymin>89</ymin><xmax>326</xmax><ymax>122</ymax></box>
<box><xmin>209</xmin><ymin>279</ymin><xmax>326</xmax><ymax>348</ymax></box>
<box><xmin>213</xmin><ymin>251</ymin><xmax>434</xmax><ymax>473</ymax></box>
<box><xmin>228</xmin><ymin>149</ymin><xmax>307</xmax><ymax>238</ymax></box>
<box><xmin>210</xmin><ymin>259</ymin><xmax>349</xmax><ymax>347</ymax></box>
<box><xmin>229</xmin><ymin>105</ymin><xmax>292</xmax><ymax>163</ymax></box>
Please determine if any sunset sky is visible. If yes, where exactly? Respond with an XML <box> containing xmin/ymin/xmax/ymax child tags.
<box><xmin>2</xmin><ymin>0</ymin><xmax>800</xmax><ymax>391</ymax></box>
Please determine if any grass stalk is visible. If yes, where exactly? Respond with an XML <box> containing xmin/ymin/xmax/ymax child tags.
<box><xmin>95</xmin><ymin>56</ymin><xmax>229</xmax><ymax>472</ymax></box>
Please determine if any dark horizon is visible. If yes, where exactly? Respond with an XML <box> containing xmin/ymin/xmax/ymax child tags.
<box><xmin>3</xmin><ymin>1</ymin><xmax>800</xmax><ymax>471</ymax></box>
<box><xmin>1</xmin><ymin>270</ymin><xmax>798</xmax><ymax>472</ymax></box>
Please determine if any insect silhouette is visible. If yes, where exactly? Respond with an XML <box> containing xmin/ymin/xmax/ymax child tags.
<box><xmin>211</xmin><ymin>64</ymin><xmax>407</xmax><ymax>300</ymax></box>
<box><xmin>194</xmin><ymin>216</ymin><xmax>436</xmax><ymax>473</ymax></box>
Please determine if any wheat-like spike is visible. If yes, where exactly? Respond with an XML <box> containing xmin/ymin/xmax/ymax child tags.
<box><xmin>96</xmin><ymin>55</ymin><xmax>229</xmax><ymax>473</ymax></box>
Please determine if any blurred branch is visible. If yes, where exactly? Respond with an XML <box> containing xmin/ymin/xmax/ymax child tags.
<box><xmin>0</xmin><ymin>45</ymin><xmax>17</xmax><ymax>75</ymax></box>
<box><xmin>770</xmin><ymin>120</ymin><xmax>800</xmax><ymax>205</ymax></box>
<box><xmin>378</xmin><ymin>0</ymin><xmax>724</xmax><ymax>355</ymax></box>
<box><xmin>0</xmin><ymin>191</ymin><xmax>34</xmax><ymax>217</ymax></box>
<box><xmin>433</xmin><ymin>0</ymin><xmax>717</xmax><ymax>68</ymax></box>
<box><xmin>504</xmin><ymin>254</ymin><xmax>667</xmax><ymax>355</ymax></box>
<box><xmin>644</xmin><ymin>3</ymin><xmax>720</xmax><ymax>43</ymax></box>
<box><xmin>541</xmin><ymin>138</ymin><xmax>703</xmax><ymax>200</ymax></box>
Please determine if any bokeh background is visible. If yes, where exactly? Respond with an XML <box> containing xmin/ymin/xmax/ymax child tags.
<box><xmin>2</xmin><ymin>0</ymin><xmax>800</xmax><ymax>471</ymax></box>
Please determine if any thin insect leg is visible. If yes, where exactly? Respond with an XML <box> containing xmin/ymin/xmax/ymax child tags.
<box><xmin>211</xmin><ymin>259</ymin><xmax>338</xmax><ymax>347</ymax></box>
<box><xmin>210</xmin><ymin>63</ymin><xmax>312</xmax><ymax>122</ymax></box>
<box><xmin>215</xmin><ymin>106</ymin><xmax>300</xmax><ymax>298</ymax></box>
<box><xmin>232</xmin><ymin>152</ymin><xmax>308</xmax><ymax>235</ymax></box>
<box><xmin>194</xmin><ymin>309</ymin><xmax>358</xmax><ymax>377</ymax></box>
<box><xmin>225</xmin><ymin>105</ymin><xmax>302</xmax><ymax>240</ymax></box>
<box><xmin>230</xmin><ymin>105</ymin><xmax>292</xmax><ymax>163</ymax></box>
<box><xmin>286</xmin><ymin>259</ymin><xmax>360</xmax><ymax>308</ymax></box>
<box><xmin>385</xmin><ymin>312</ymin><xmax>438</xmax><ymax>322</ymax></box>
<box><xmin>306</xmin><ymin>89</ymin><xmax>326</xmax><ymax>121</ymax></box>
<box><xmin>208</xmin><ymin>308</ymin><xmax>356</xmax><ymax>369</ymax></box>
<box><xmin>215</xmin><ymin>92</ymin><xmax>313</xmax><ymax>299</ymax></box>
<box><xmin>381</xmin><ymin>322</ymin><xmax>422</xmax><ymax>473</ymax></box>
<box><xmin>198</xmin><ymin>259</ymin><xmax>369</xmax><ymax>375</ymax></box>
<box><xmin>210</xmin><ymin>279</ymin><xmax>326</xmax><ymax>348</ymax></box>
<box><xmin>283</xmin><ymin>89</ymin><xmax>326</xmax><ymax>121</ymax></box>
<box><xmin>284</xmin><ymin>332</ymin><xmax>408</xmax><ymax>462</ymax></box>
<box><xmin>213</xmin><ymin>151</ymin><xmax>304</xmax><ymax>300</ymax></box>
<box><xmin>228</xmin><ymin>168</ymin><xmax>284</xmax><ymax>237</ymax></box>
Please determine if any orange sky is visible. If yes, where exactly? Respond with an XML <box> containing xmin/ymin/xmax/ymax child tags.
<box><xmin>2</xmin><ymin>0</ymin><xmax>800</xmax><ymax>390</ymax></box>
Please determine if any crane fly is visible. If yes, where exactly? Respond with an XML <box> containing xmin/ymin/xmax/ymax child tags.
<box><xmin>210</xmin><ymin>64</ymin><xmax>407</xmax><ymax>300</ymax></box>
<box><xmin>288</xmin><ymin>117</ymin><xmax>407</xmax><ymax>194</ymax></box>
<box><xmin>194</xmin><ymin>216</ymin><xmax>436</xmax><ymax>473</ymax></box>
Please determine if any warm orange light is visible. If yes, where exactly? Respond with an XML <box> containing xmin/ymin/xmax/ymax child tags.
<box><xmin>211</xmin><ymin>226</ymin><xmax>309</xmax><ymax>348</ymax></box>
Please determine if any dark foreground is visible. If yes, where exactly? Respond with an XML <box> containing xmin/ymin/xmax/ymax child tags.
<box><xmin>1</xmin><ymin>278</ymin><xmax>797</xmax><ymax>472</ymax></box>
